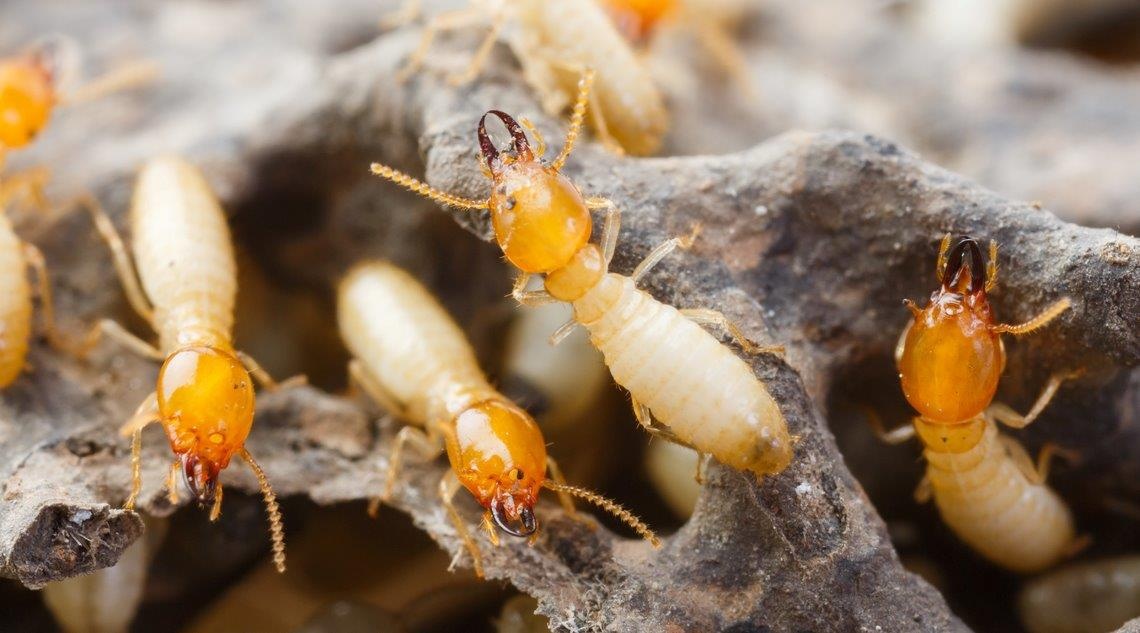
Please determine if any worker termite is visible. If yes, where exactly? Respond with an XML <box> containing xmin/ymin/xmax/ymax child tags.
<box><xmin>1018</xmin><ymin>556</ymin><xmax>1140</xmax><ymax>633</ymax></box>
<box><xmin>369</xmin><ymin>70</ymin><xmax>792</xmax><ymax>479</ymax></box>
<box><xmin>81</xmin><ymin>155</ymin><xmax>290</xmax><ymax>573</ymax></box>
<box><xmin>389</xmin><ymin>0</ymin><xmax>668</xmax><ymax>155</ymax></box>
<box><xmin>880</xmin><ymin>234</ymin><xmax>1080</xmax><ymax>573</ymax></box>
<box><xmin>338</xmin><ymin>260</ymin><xmax>658</xmax><ymax>577</ymax></box>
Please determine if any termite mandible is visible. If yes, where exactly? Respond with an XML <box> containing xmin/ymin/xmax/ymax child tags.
<box><xmin>369</xmin><ymin>69</ymin><xmax>793</xmax><ymax>479</ymax></box>
<box><xmin>338</xmin><ymin>260</ymin><xmax>659</xmax><ymax>577</ymax></box>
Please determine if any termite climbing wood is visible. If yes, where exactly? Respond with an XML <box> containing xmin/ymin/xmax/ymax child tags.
<box><xmin>881</xmin><ymin>234</ymin><xmax>1081</xmax><ymax>573</ymax></box>
<box><xmin>369</xmin><ymin>69</ymin><xmax>793</xmax><ymax>479</ymax></box>
<box><xmin>338</xmin><ymin>260</ymin><xmax>659</xmax><ymax>577</ymax></box>
<box><xmin>81</xmin><ymin>155</ymin><xmax>290</xmax><ymax>573</ymax></box>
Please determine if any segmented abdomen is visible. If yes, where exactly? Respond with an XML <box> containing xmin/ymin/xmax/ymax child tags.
<box><xmin>130</xmin><ymin>156</ymin><xmax>236</xmax><ymax>353</ymax></box>
<box><xmin>573</xmin><ymin>273</ymin><xmax>791</xmax><ymax>475</ymax></box>
<box><xmin>925</xmin><ymin>421</ymin><xmax>1075</xmax><ymax>573</ymax></box>
<box><xmin>0</xmin><ymin>215</ymin><xmax>31</xmax><ymax>387</ymax></box>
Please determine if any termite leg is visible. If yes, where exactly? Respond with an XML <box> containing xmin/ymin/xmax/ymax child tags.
<box><xmin>630</xmin><ymin>225</ymin><xmax>701</xmax><ymax>284</ymax></box>
<box><xmin>991</xmin><ymin>297</ymin><xmax>1071</xmax><ymax>335</ymax></box>
<box><xmin>77</xmin><ymin>194</ymin><xmax>155</xmax><ymax>323</ymax></box>
<box><xmin>544</xmin><ymin>456</ymin><xmax>579</xmax><ymax>519</ymax></box>
<box><xmin>550</xmin><ymin>67</ymin><xmax>598</xmax><ymax>171</ymax></box>
<box><xmin>1000</xmin><ymin>436</ymin><xmax>1078</xmax><ymax>485</ymax></box>
<box><xmin>439</xmin><ymin>472</ymin><xmax>485</xmax><ymax>577</ymax></box>
<box><xmin>985</xmin><ymin>240</ymin><xmax>998</xmax><ymax>292</ymax></box>
<box><xmin>380</xmin><ymin>0</ymin><xmax>422</xmax><ymax>29</ymax></box>
<box><xmin>446</xmin><ymin>13</ymin><xmax>504</xmax><ymax>86</ymax></box>
<box><xmin>679</xmin><ymin>308</ymin><xmax>783</xmax><ymax>356</ymax></box>
<box><xmin>913</xmin><ymin>475</ymin><xmax>932</xmax><ymax>504</ymax></box>
<box><xmin>166</xmin><ymin>459</ymin><xmax>180</xmax><ymax>505</ymax></box>
<box><xmin>59</xmin><ymin>60</ymin><xmax>159</xmax><ymax>106</ymax></box>
<box><xmin>863</xmin><ymin>408</ymin><xmax>917</xmax><ymax>445</ymax></box>
<box><xmin>83</xmin><ymin>319</ymin><xmax>164</xmax><ymax>361</ymax></box>
<box><xmin>21</xmin><ymin>242</ymin><xmax>69</xmax><ymax>351</ymax></box>
<box><xmin>373</xmin><ymin>425</ymin><xmax>441</xmax><ymax>516</ymax></box>
<box><xmin>121</xmin><ymin>393</ymin><xmax>159</xmax><ymax>511</ymax></box>
<box><xmin>631</xmin><ymin>397</ymin><xmax>699</xmax><ymax>451</ymax></box>
<box><xmin>397</xmin><ymin>4</ymin><xmax>486</xmax><ymax>83</ymax></box>
<box><xmin>511</xmin><ymin>272</ymin><xmax>555</xmax><ymax>307</ymax></box>
<box><xmin>687</xmin><ymin>11</ymin><xmax>756</xmax><ymax>100</ymax></box>
<box><xmin>935</xmin><ymin>233</ymin><xmax>952</xmax><ymax>283</ymax></box>
<box><xmin>209</xmin><ymin>484</ymin><xmax>224</xmax><ymax>522</ymax></box>
<box><xmin>694</xmin><ymin>452</ymin><xmax>709</xmax><ymax>485</ymax></box>
<box><xmin>585</xmin><ymin>196</ymin><xmax>621</xmax><ymax>268</ymax></box>
<box><xmin>480</xmin><ymin>511</ymin><xmax>501</xmax><ymax>546</ymax></box>
<box><xmin>0</xmin><ymin>167</ymin><xmax>51</xmax><ymax>214</ymax></box>
<box><xmin>987</xmin><ymin>372</ymin><xmax>1075</xmax><ymax>429</ymax></box>
<box><xmin>547</xmin><ymin>318</ymin><xmax>579</xmax><ymax>347</ymax></box>
<box><xmin>236</xmin><ymin>350</ymin><xmax>306</xmax><ymax>391</ymax></box>
<box><xmin>348</xmin><ymin>359</ymin><xmax>409</xmax><ymax>420</ymax></box>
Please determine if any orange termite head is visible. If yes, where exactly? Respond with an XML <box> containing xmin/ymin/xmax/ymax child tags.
<box><xmin>601</xmin><ymin>0</ymin><xmax>679</xmax><ymax>44</ymax></box>
<box><xmin>158</xmin><ymin>346</ymin><xmax>256</xmax><ymax>506</ymax></box>
<box><xmin>0</xmin><ymin>48</ymin><xmax>57</xmax><ymax>149</ymax></box>
<box><xmin>898</xmin><ymin>236</ymin><xmax>1004</xmax><ymax>423</ymax></box>
<box><xmin>477</xmin><ymin>110</ymin><xmax>593</xmax><ymax>274</ymax></box>
<box><xmin>446</xmin><ymin>399</ymin><xmax>547</xmax><ymax>537</ymax></box>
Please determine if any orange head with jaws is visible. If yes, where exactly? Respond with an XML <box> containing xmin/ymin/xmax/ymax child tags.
<box><xmin>0</xmin><ymin>49</ymin><xmax>57</xmax><ymax>150</ymax></box>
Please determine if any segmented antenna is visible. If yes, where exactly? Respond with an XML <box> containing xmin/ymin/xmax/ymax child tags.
<box><xmin>543</xmin><ymin>480</ymin><xmax>660</xmax><ymax>548</ymax></box>
<box><xmin>240</xmin><ymin>448</ymin><xmax>287</xmax><ymax>573</ymax></box>
<box><xmin>551</xmin><ymin>67</ymin><xmax>595</xmax><ymax>173</ymax></box>
<box><xmin>369</xmin><ymin>163</ymin><xmax>488</xmax><ymax>210</ymax></box>
<box><xmin>992</xmin><ymin>297</ymin><xmax>1072</xmax><ymax>336</ymax></box>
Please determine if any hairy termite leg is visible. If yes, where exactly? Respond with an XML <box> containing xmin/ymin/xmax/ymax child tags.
<box><xmin>380</xmin><ymin>0</ymin><xmax>422</xmax><ymax>29</ymax></box>
<box><xmin>585</xmin><ymin>196</ymin><xmax>621</xmax><ymax>268</ymax></box>
<box><xmin>348</xmin><ymin>359</ymin><xmax>409</xmax><ymax>419</ymax></box>
<box><xmin>76</xmin><ymin>194</ymin><xmax>155</xmax><ymax>322</ymax></box>
<box><xmin>985</xmin><ymin>240</ymin><xmax>998</xmax><ymax>292</ymax></box>
<box><xmin>511</xmin><ymin>272</ymin><xmax>555</xmax><ymax>307</ymax></box>
<box><xmin>632</xmin><ymin>397</ymin><xmax>699</xmax><ymax>451</ymax></box>
<box><xmin>991</xmin><ymin>297</ymin><xmax>1071</xmax><ymax>335</ymax></box>
<box><xmin>679</xmin><ymin>308</ymin><xmax>783</xmax><ymax>356</ymax></box>
<box><xmin>239</xmin><ymin>447</ymin><xmax>287</xmax><ymax>573</ymax></box>
<box><xmin>209</xmin><ymin>484</ymin><xmax>224</xmax><ymax>522</ymax></box>
<box><xmin>82</xmin><ymin>319</ymin><xmax>163</xmax><ymax>361</ymax></box>
<box><xmin>630</xmin><ymin>225</ymin><xmax>701</xmax><ymax>284</ymax></box>
<box><xmin>121</xmin><ymin>393</ymin><xmax>159</xmax><ymax>511</ymax></box>
<box><xmin>1001</xmin><ymin>436</ymin><xmax>1079</xmax><ymax>485</ymax></box>
<box><xmin>987</xmin><ymin>372</ymin><xmax>1075</xmax><ymax>429</ymax></box>
<box><xmin>480</xmin><ymin>511</ymin><xmax>501</xmax><ymax>546</ymax></box>
<box><xmin>548</xmin><ymin>318</ymin><xmax>579</xmax><ymax>346</ymax></box>
<box><xmin>21</xmin><ymin>242</ymin><xmax>69</xmax><ymax>351</ymax></box>
<box><xmin>439</xmin><ymin>472</ymin><xmax>485</xmax><ymax>577</ymax></box>
<box><xmin>165</xmin><ymin>459</ymin><xmax>180</xmax><ymax>505</ymax></box>
<box><xmin>236</xmin><ymin>350</ymin><xmax>306</xmax><ymax>391</ymax></box>
<box><xmin>550</xmin><ymin>67</ymin><xmax>597</xmax><ymax>171</ymax></box>
<box><xmin>518</xmin><ymin>118</ymin><xmax>547</xmax><ymax>158</ymax></box>
<box><xmin>863</xmin><ymin>408</ymin><xmax>917</xmax><ymax>445</ymax></box>
<box><xmin>373</xmin><ymin>425</ymin><xmax>441</xmax><ymax>516</ymax></box>
<box><xmin>688</xmin><ymin>11</ymin><xmax>756</xmax><ymax>100</ymax></box>
<box><xmin>544</xmin><ymin>456</ymin><xmax>579</xmax><ymax>520</ymax></box>
<box><xmin>935</xmin><ymin>233</ymin><xmax>952</xmax><ymax>283</ymax></box>
<box><xmin>447</xmin><ymin>13</ymin><xmax>504</xmax><ymax>86</ymax></box>
<box><xmin>369</xmin><ymin>163</ymin><xmax>489</xmax><ymax>210</ymax></box>
<box><xmin>913</xmin><ymin>475</ymin><xmax>932</xmax><ymax>504</ymax></box>
<box><xmin>59</xmin><ymin>60</ymin><xmax>160</xmax><ymax>106</ymax></box>
<box><xmin>397</xmin><ymin>5</ymin><xmax>486</xmax><ymax>82</ymax></box>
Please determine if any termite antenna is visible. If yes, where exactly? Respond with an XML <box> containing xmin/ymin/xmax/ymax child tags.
<box><xmin>551</xmin><ymin>67</ymin><xmax>595</xmax><ymax>173</ymax></box>
<box><xmin>239</xmin><ymin>447</ymin><xmax>287</xmax><ymax>573</ymax></box>
<box><xmin>542</xmin><ymin>480</ymin><xmax>661</xmax><ymax>548</ymax></box>
<box><xmin>369</xmin><ymin>163</ymin><xmax>489</xmax><ymax>210</ymax></box>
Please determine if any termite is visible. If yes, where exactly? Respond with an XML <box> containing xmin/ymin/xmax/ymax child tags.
<box><xmin>369</xmin><ymin>70</ymin><xmax>792</xmax><ymax>479</ymax></box>
<box><xmin>880</xmin><ymin>234</ymin><xmax>1080</xmax><ymax>573</ymax></box>
<box><xmin>338</xmin><ymin>260</ymin><xmax>658</xmax><ymax>577</ymax></box>
<box><xmin>389</xmin><ymin>0</ymin><xmax>668</xmax><ymax>155</ymax></box>
<box><xmin>1018</xmin><ymin>556</ymin><xmax>1140</xmax><ymax>633</ymax></box>
<box><xmin>81</xmin><ymin>155</ymin><xmax>289</xmax><ymax>573</ymax></box>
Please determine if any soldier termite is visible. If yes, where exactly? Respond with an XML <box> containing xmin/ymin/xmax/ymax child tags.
<box><xmin>1018</xmin><ymin>556</ymin><xmax>1140</xmax><ymax>633</ymax></box>
<box><xmin>338</xmin><ymin>260</ymin><xmax>659</xmax><ymax>577</ymax></box>
<box><xmin>880</xmin><ymin>234</ymin><xmax>1080</xmax><ymax>573</ymax></box>
<box><xmin>388</xmin><ymin>0</ymin><xmax>668</xmax><ymax>155</ymax></box>
<box><xmin>81</xmin><ymin>155</ymin><xmax>290</xmax><ymax>573</ymax></box>
<box><xmin>369</xmin><ymin>69</ymin><xmax>793</xmax><ymax>479</ymax></box>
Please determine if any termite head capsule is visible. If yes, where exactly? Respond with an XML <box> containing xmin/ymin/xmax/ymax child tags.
<box><xmin>898</xmin><ymin>237</ymin><xmax>1004</xmax><ymax>423</ymax></box>
<box><xmin>447</xmin><ymin>399</ymin><xmax>547</xmax><ymax>537</ymax></box>
<box><xmin>0</xmin><ymin>50</ymin><xmax>56</xmax><ymax>148</ymax></box>
<box><xmin>601</xmin><ymin>0</ymin><xmax>678</xmax><ymax>43</ymax></box>
<box><xmin>478</xmin><ymin>110</ymin><xmax>592</xmax><ymax>274</ymax></box>
<box><xmin>158</xmin><ymin>346</ymin><xmax>256</xmax><ymax>504</ymax></box>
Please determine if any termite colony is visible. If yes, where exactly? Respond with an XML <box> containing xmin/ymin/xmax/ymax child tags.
<box><xmin>1</xmin><ymin>4</ymin><xmax>1133</xmax><ymax>632</ymax></box>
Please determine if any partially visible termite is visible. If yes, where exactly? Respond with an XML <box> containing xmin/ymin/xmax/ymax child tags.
<box><xmin>338</xmin><ymin>260</ymin><xmax>659</xmax><ymax>577</ymax></box>
<box><xmin>388</xmin><ymin>0</ymin><xmax>667</xmax><ymax>155</ymax></box>
<box><xmin>369</xmin><ymin>70</ymin><xmax>793</xmax><ymax>479</ymax></box>
<box><xmin>880</xmin><ymin>234</ymin><xmax>1080</xmax><ymax>573</ymax></box>
<box><xmin>1018</xmin><ymin>556</ymin><xmax>1140</xmax><ymax>633</ymax></box>
<box><xmin>81</xmin><ymin>156</ymin><xmax>290</xmax><ymax>573</ymax></box>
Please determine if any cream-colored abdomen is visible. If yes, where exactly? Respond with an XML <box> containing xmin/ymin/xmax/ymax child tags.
<box><xmin>573</xmin><ymin>273</ymin><xmax>791</xmax><ymax>475</ymax></box>
<box><xmin>513</xmin><ymin>0</ymin><xmax>668</xmax><ymax>155</ymax></box>
<box><xmin>925</xmin><ymin>421</ymin><xmax>1075</xmax><ymax>573</ymax></box>
<box><xmin>0</xmin><ymin>215</ymin><xmax>30</xmax><ymax>387</ymax></box>
<box><xmin>338</xmin><ymin>262</ymin><xmax>493</xmax><ymax>425</ymax></box>
<box><xmin>130</xmin><ymin>156</ymin><xmax>236</xmax><ymax>352</ymax></box>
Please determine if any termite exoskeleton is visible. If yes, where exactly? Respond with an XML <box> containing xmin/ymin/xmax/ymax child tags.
<box><xmin>390</xmin><ymin>0</ymin><xmax>668</xmax><ymax>155</ymax></box>
<box><xmin>369</xmin><ymin>70</ymin><xmax>792</xmax><ymax>479</ymax></box>
<box><xmin>881</xmin><ymin>234</ymin><xmax>1080</xmax><ymax>573</ymax></box>
<box><xmin>338</xmin><ymin>260</ymin><xmax>658</xmax><ymax>577</ymax></box>
<box><xmin>81</xmin><ymin>155</ymin><xmax>289</xmax><ymax>573</ymax></box>
<box><xmin>1018</xmin><ymin>556</ymin><xmax>1140</xmax><ymax>633</ymax></box>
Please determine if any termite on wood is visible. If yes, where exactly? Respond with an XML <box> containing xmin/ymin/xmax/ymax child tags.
<box><xmin>880</xmin><ymin>234</ymin><xmax>1080</xmax><ymax>573</ymax></box>
<box><xmin>81</xmin><ymin>156</ymin><xmax>291</xmax><ymax>573</ymax></box>
<box><xmin>369</xmin><ymin>69</ymin><xmax>793</xmax><ymax>479</ymax></box>
<box><xmin>338</xmin><ymin>260</ymin><xmax>658</xmax><ymax>577</ymax></box>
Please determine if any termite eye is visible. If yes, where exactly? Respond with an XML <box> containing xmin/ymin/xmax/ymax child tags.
<box><xmin>505</xmin><ymin>197</ymin><xmax>517</xmax><ymax>210</ymax></box>
<box><xmin>515</xmin><ymin>469</ymin><xmax>524</xmax><ymax>480</ymax></box>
